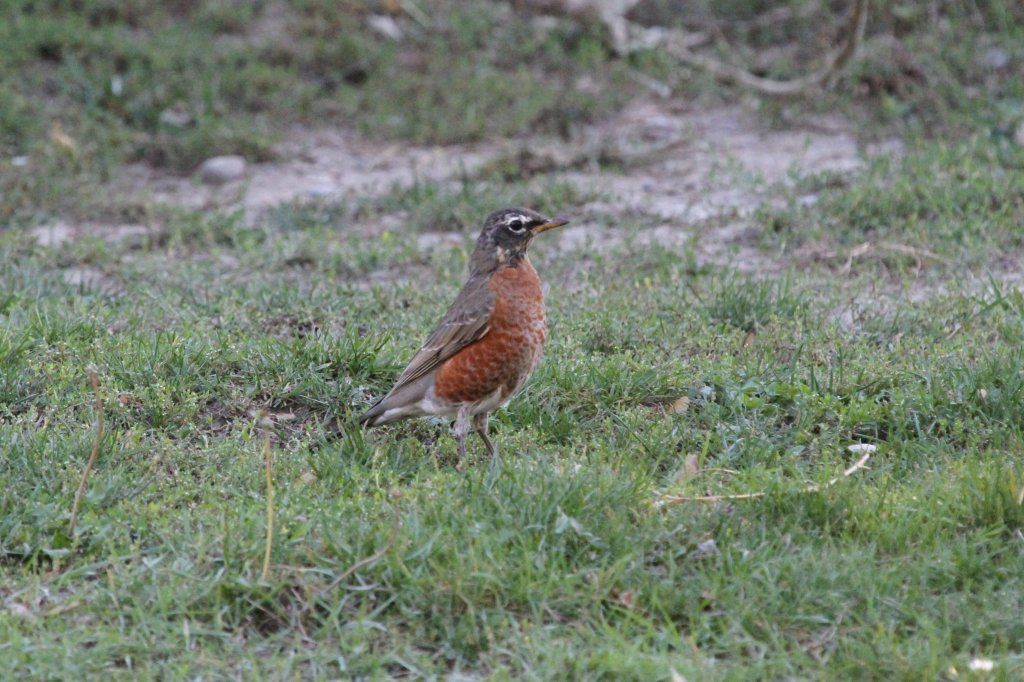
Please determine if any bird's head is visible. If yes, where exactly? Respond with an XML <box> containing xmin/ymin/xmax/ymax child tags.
<box><xmin>469</xmin><ymin>208</ymin><xmax>569</xmax><ymax>273</ymax></box>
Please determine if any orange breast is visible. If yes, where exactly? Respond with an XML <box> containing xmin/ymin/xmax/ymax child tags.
<box><xmin>433</xmin><ymin>259</ymin><xmax>548</xmax><ymax>405</ymax></box>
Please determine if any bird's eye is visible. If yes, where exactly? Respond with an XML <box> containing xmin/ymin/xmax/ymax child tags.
<box><xmin>507</xmin><ymin>218</ymin><xmax>526</xmax><ymax>233</ymax></box>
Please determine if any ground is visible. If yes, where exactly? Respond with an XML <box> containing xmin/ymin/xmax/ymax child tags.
<box><xmin>2</xmin><ymin>1</ymin><xmax>1024</xmax><ymax>679</ymax></box>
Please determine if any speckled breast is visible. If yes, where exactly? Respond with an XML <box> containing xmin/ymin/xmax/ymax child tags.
<box><xmin>433</xmin><ymin>259</ymin><xmax>547</xmax><ymax>406</ymax></box>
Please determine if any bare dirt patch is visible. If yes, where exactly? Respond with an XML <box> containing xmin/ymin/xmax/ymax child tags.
<box><xmin>44</xmin><ymin>98</ymin><xmax>875</xmax><ymax>276</ymax></box>
<box><xmin>542</xmin><ymin>100</ymin><xmax>868</xmax><ymax>271</ymax></box>
<box><xmin>114</xmin><ymin>127</ymin><xmax>502</xmax><ymax>217</ymax></box>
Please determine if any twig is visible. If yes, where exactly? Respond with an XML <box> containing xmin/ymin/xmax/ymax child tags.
<box><xmin>839</xmin><ymin>241</ymin><xmax>873</xmax><ymax>275</ymax></box>
<box><xmin>804</xmin><ymin>451</ymin><xmax>873</xmax><ymax>491</ymax></box>
<box><xmin>326</xmin><ymin>490</ymin><xmax>402</xmax><ymax>591</ymax></box>
<box><xmin>645</xmin><ymin>0</ymin><xmax>869</xmax><ymax>95</ymax></box>
<box><xmin>877</xmin><ymin>241</ymin><xmax>952</xmax><ymax>265</ymax></box>
<box><xmin>68</xmin><ymin>366</ymin><xmax>104</xmax><ymax>536</ymax></box>
<box><xmin>839</xmin><ymin>240</ymin><xmax>952</xmax><ymax>275</ymax></box>
<box><xmin>260</xmin><ymin>416</ymin><xmax>274</xmax><ymax>583</ymax></box>
<box><xmin>43</xmin><ymin>601</ymin><xmax>82</xmax><ymax>617</ymax></box>
<box><xmin>657</xmin><ymin>452</ymin><xmax>872</xmax><ymax>506</ymax></box>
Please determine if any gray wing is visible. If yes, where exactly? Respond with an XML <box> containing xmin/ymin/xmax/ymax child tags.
<box><xmin>389</xmin><ymin>274</ymin><xmax>495</xmax><ymax>390</ymax></box>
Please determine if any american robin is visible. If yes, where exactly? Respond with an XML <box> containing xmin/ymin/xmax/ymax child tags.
<box><xmin>359</xmin><ymin>207</ymin><xmax>569</xmax><ymax>462</ymax></box>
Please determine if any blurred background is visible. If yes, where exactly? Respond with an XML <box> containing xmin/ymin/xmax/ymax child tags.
<box><xmin>2</xmin><ymin>0</ymin><xmax>1022</xmax><ymax>222</ymax></box>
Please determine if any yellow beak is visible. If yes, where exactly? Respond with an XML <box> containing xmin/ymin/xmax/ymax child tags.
<box><xmin>532</xmin><ymin>217</ymin><xmax>570</xmax><ymax>234</ymax></box>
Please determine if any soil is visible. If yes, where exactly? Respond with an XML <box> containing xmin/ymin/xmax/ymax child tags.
<box><xmin>55</xmin><ymin>98</ymin><xmax>882</xmax><ymax>277</ymax></box>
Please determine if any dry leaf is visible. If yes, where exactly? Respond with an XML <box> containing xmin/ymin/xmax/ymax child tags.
<box><xmin>118</xmin><ymin>392</ymin><xmax>143</xmax><ymax>407</ymax></box>
<box><xmin>49</xmin><ymin>123</ymin><xmax>78</xmax><ymax>155</ymax></box>
<box><xmin>609</xmin><ymin>587</ymin><xmax>636</xmax><ymax>609</ymax></box>
<box><xmin>671</xmin><ymin>396</ymin><xmax>690</xmax><ymax>414</ymax></box>
<box><xmin>676</xmin><ymin>454</ymin><xmax>700</xmax><ymax>482</ymax></box>
<box><xmin>849</xmin><ymin>242</ymin><xmax>872</xmax><ymax>258</ymax></box>
<box><xmin>43</xmin><ymin>601</ymin><xmax>81</xmax><ymax>617</ymax></box>
<box><xmin>742</xmin><ymin>330</ymin><xmax>756</xmax><ymax>347</ymax></box>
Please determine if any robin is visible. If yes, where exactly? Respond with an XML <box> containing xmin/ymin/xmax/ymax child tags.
<box><xmin>359</xmin><ymin>207</ymin><xmax>569</xmax><ymax>462</ymax></box>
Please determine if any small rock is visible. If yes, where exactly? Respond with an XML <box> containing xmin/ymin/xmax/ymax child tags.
<box><xmin>968</xmin><ymin>658</ymin><xmax>994</xmax><ymax>672</ymax></box>
<box><xmin>981</xmin><ymin>46</ymin><xmax>1009</xmax><ymax>70</ymax></box>
<box><xmin>367</xmin><ymin>14</ymin><xmax>402</xmax><ymax>40</ymax></box>
<box><xmin>11</xmin><ymin>155</ymin><xmax>29</xmax><ymax>168</ymax></box>
<box><xmin>159</xmin><ymin>106</ymin><xmax>193</xmax><ymax>128</ymax></box>
<box><xmin>1014</xmin><ymin>123</ymin><xmax>1024</xmax><ymax>148</ymax></box>
<box><xmin>694</xmin><ymin>539</ymin><xmax>718</xmax><ymax>557</ymax></box>
<box><xmin>7</xmin><ymin>602</ymin><xmax>32</xmax><ymax>620</ymax></box>
<box><xmin>197</xmin><ymin>155</ymin><xmax>247</xmax><ymax>185</ymax></box>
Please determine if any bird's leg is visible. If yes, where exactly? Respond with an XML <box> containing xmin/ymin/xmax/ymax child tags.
<box><xmin>454</xmin><ymin>405</ymin><xmax>472</xmax><ymax>469</ymax></box>
<box><xmin>473</xmin><ymin>412</ymin><xmax>496</xmax><ymax>457</ymax></box>
<box><xmin>475</xmin><ymin>411</ymin><xmax>502</xmax><ymax>486</ymax></box>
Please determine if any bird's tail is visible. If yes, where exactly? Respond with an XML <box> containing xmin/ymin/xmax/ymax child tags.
<box><xmin>358</xmin><ymin>374</ymin><xmax>432</xmax><ymax>427</ymax></box>
<box><xmin>358</xmin><ymin>399</ymin><xmax>388</xmax><ymax>427</ymax></box>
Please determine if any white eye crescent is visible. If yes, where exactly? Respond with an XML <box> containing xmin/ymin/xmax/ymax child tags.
<box><xmin>507</xmin><ymin>217</ymin><xmax>527</xmax><ymax>233</ymax></box>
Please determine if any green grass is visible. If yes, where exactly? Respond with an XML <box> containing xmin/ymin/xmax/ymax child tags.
<box><xmin>0</xmin><ymin>0</ymin><xmax>643</xmax><ymax>222</ymax></box>
<box><xmin>762</xmin><ymin>137</ymin><xmax>1024</xmax><ymax>270</ymax></box>
<box><xmin>4</xmin><ymin>0</ymin><xmax>1022</xmax><ymax>224</ymax></box>
<box><xmin>4</xmin><ymin>0</ymin><xmax>1024</xmax><ymax>678</ymax></box>
<box><xmin>4</xmin><ymin>163</ymin><xmax>1024</xmax><ymax>676</ymax></box>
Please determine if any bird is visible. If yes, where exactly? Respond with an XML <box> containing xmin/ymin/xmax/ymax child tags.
<box><xmin>359</xmin><ymin>207</ymin><xmax>569</xmax><ymax>464</ymax></box>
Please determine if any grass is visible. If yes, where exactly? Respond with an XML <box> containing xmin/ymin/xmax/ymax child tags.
<box><xmin>4</xmin><ymin>0</ymin><xmax>1022</xmax><ymax>223</ymax></box>
<box><xmin>4</xmin><ymin>169</ymin><xmax>1024</xmax><ymax>676</ymax></box>
<box><xmin>761</xmin><ymin>137</ymin><xmax>1024</xmax><ymax>269</ymax></box>
<box><xmin>0</xmin><ymin>0</ymin><xmax>644</xmax><ymax>222</ymax></box>
<box><xmin>3</xmin><ymin>0</ymin><xmax>1024</xmax><ymax>679</ymax></box>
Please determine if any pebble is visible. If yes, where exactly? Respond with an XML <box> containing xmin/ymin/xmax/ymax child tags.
<box><xmin>367</xmin><ymin>14</ymin><xmax>402</xmax><ymax>40</ymax></box>
<box><xmin>197</xmin><ymin>155</ymin><xmax>247</xmax><ymax>185</ymax></box>
<box><xmin>159</xmin><ymin>107</ymin><xmax>193</xmax><ymax>128</ymax></box>
<box><xmin>981</xmin><ymin>47</ymin><xmax>1009</xmax><ymax>70</ymax></box>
